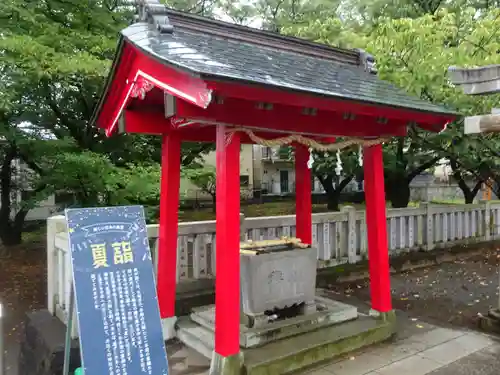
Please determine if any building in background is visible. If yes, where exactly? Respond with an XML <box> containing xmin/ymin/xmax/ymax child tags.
<box><xmin>252</xmin><ymin>145</ymin><xmax>327</xmax><ymax>195</ymax></box>
<box><xmin>179</xmin><ymin>144</ymin><xmax>255</xmax><ymax>200</ymax></box>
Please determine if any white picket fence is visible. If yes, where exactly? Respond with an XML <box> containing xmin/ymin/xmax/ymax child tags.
<box><xmin>47</xmin><ymin>201</ymin><xmax>500</xmax><ymax>326</ymax></box>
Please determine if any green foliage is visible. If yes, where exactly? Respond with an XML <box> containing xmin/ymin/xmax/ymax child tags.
<box><xmin>41</xmin><ymin>151</ymin><xmax>160</xmax><ymax>208</ymax></box>
<box><xmin>0</xmin><ymin>0</ymin><xmax>217</xmax><ymax>245</ymax></box>
<box><xmin>182</xmin><ymin>164</ymin><xmax>217</xmax><ymax>211</ymax></box>
<box><xmin>369</xmin><ymin>7</ymin><xmax>500</xmax><ymax>200</ymax></box>
<box><xmin>182</xmin><ymin>165</ymin><xmax>217</xmax><ymax>198</ymax></box>
<box><xmin>284</xmin><ymin>4</ymin><xmax>500</xmax><ymax>206</ymax></box>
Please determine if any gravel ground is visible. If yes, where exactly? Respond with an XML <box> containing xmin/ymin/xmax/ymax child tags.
<box><xmin>328</xmin><ymin>248</ymin><xmax>500</xmax><ymax>330</ymax></box>
<box><xmin>0</xmin><ymin>242</ymin><xmax>46</xmax><ymax>375</ymax></box>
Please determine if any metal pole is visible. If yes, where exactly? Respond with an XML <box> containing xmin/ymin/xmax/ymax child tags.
<box><xmin>0</xmin><ymin>302</ymin><xmax>4</xmax><ymax>375</ymax></box>
<box><xmin>62</xmin><ymin>284</ymin><xmax>75</xmax><ymax>375</ymax></box>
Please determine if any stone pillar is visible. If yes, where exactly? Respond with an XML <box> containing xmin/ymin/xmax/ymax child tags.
<box><xmin>157</xmin><ymin>132</ymin><xmax>181</xmax><ymax>338</ymax></box>
<box><xmin>295</xmin><ymin>144</ymin><xmax>312</xmax><ymax>245</ymax></box>
<box><xmin>211</xmin><ymin>125</ymin><xmax>243</xmax><ymax>373</ymax></box>
<box><xmin>363</xmin><ymin>144</ymin><xmax>392</xmax><ymax>313</ymax></box>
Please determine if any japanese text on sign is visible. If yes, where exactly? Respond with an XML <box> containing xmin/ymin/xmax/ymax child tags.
<box><xmin>91</xmin><ymin>241</ymin><xmax>134</xmax><ymax>269</ymax></box>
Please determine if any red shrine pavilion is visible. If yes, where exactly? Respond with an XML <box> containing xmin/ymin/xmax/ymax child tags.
<box><xmin>92</xmin><ymin>0</ymin><xmax>457</xmax><ymax>372</ymax></box>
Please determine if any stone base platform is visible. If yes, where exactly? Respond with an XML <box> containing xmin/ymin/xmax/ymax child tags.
<box><xmin>176</xmin><ymin>297</ymin><xmax>396</xmax><ymax>375</ymax></box>
<box><xmin>190</xmin><ymin>296</ymin><xmax>358</xmax><ymax>349</ymax></box>
<box><xmin>177</xmin><ymin>314</ymin><xmax>395</xmax><ymax>375</ymax></box>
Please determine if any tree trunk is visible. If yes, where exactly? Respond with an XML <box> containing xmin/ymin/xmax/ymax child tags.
<box><xmin>0</xmin><ymin>145</ymin><xmax>20</xmax><ymax>248</ymax></box>
<box><xmin>10</xmin><ymin>209</ymin><xmax>29</xmax><ymax>244</ymax></box>
<box><xmin>326</xmin><ymin>188</ymin><xmax>340</xmax><ymax>211</ymax></box>
<box><xmin>450</xmin><ymin>158</ymin><xmax>482</xmax><ymax>204</ymax></box>
<box><xmin>386</xmin><ymin>156</ymin><xmax>439</xmax><ymax>209</ymax></box>
<box><xmin>462</xmin><ymin>181</ymin><xmax>482</xmax><ymax>204</ymax></box>
<box><xmin>0</xmin><ymin>223</ymin><xmax>23</xmax><ymax>246</ymax></box>
<box><xmin>464</xmin><ymin>191</ymin><xmax>475</xmax><ymax>204</ymax></box>
<box><xmin>386</xmin><ymin>175</ymin><xmax>411</xmax><ymax>208</ymax></box>
<box><xmin>316</xmin><ymin>174</ymin><xmax>354</xmax><ymax>211</ymax></box>
<box><xmin>211</xmin><ymin>193</ymin><xmax>216</xmax><ymax>213</ymax></box>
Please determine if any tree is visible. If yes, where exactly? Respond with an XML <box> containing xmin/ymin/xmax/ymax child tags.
<box><xmin>382</xmin><ymin>137</ymin><xmax>440</xmax><ymax>207</ymax></box>
<box><xmin>0</xmin><ymin>0</ymin><xmax>149</xmax><ymax>246</ymax></box>
<box><xmin>312</xmin><ymin>147</ymin><xmax>363</xmax><ymax>210</ymax></box>
<box><xmin>182</xmin><ymin>165</ymin><xmax>217</xmax><ymax>210</ymax></box>
<box><xmin>285</xmin><ymin>6</ymin><xmax>500</xmax><ymax>206</ymax></box>
<box><xmin>339</xmin><ymin>0</ymin><xmax>446</xmax><ymax>25</ymax></box>
<box><xmin>0</xmin><ymin>69</ymin><xmax>68</xmax><ymax>246</ymax></box>
<box><xmin>369</xmin><ymin>8</ymin><xmax>500</xmax><ymax>204</ymax></box>
<box><xmin>219</xmin><ymin>0</ymin><xmax>344</xmax><ymax>31</ymax></box>
<box><xmin>0</xmin><ymin>0</ymin><xmax>215</xmax><ymax>246</ymax></box>
<box><xmin>449</xmin><ymin>157</ymin><xmax>483</xmax><ymax>203</ymax></box>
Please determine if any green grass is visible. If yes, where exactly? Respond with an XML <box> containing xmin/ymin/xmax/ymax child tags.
<box><xmin>180</xmin><ymin>201</ymin><xmax>375</xmax><ymax>222</ymax></box>
<box><xmin>430</xmin><ymin>198</ymin><xmax>500</xmax><ymax>205</ymax></box>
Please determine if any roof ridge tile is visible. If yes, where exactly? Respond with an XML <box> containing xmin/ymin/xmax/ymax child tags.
<box><xmin>136</xmin><ymin>0</ymin><xmax>174</xmax><ymax>34</ymax></box>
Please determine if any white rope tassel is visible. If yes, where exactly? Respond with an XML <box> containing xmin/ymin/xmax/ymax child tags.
<box><xmin>358</xmin><ymin>145</ymin><xmax>363</xmax><ymax>167</ymax></box>
<box><xmin>307</xmin><ymin>148</ymin><xmax>314</xmax><ymax>169</ymax></box>
<box><xmin>335</xmin><ymin>150</ymin><xmax>343</xmax><ymax>176</ymax></box>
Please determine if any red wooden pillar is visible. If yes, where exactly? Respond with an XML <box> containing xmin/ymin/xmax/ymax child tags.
<box><xmin>215</xmin><ymin>125</ymin><xmax>241</xmax><ymax>357</ymax></box>
<box><xmin>157</xmin><ymin>132</ymin><xmax>181</xmax><ymax>319</ymax></box>
<box><xmin>363</xmin><ymin>144</ymin><xmax>392</xmax><ymax>313</ymax></box>
<box><xmin>295</xmin><ymin>144</ymin><xmax>312</xmax><ymax>245</ymax></box>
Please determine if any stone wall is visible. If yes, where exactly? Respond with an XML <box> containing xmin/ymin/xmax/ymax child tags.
<box><xmin>19</xmin><ymin>310</ymin><xmax>81</xmax><ymax>375</ymax></box>
<box><xmin>409</xmin><ymin>183</ymin><xmax>469</xmax><ymax>202</ymax></box>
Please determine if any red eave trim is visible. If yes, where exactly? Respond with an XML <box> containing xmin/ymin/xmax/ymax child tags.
<box><xmin>206</xmin><ymin>79</ymin><xmax>456</xmax><ymax>129</ymax></box>
<box><xmin>133</xmin><ymin>49</ymin><xmax>212</xmax><ymax>108</ymax></box>
<box><xmin>98</xmin><ymin>41</ymin><xmax>213</xmax><ymax>137</ymax></box>
<box><xmin>96</xmin><ymin>42</ymin><xmax>137</xmax><ymax>133</ymax></box>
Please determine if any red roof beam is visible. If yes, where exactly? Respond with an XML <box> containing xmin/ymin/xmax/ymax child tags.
<box><xmin>123</xmin><ymin>110</ymin><xmax>338</xmax><ymax>143</ymax></box>
<box><xmin>174</xmin><ymin>97</ymin><xmax>408</xmax><ymax>137</ymax></box>
<box><xmin>207</xmin><ymin>80</ymin><xmax>455</xmax><ymax>130</ymax></box>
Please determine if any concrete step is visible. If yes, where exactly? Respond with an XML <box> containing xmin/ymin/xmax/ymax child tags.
<box><xmin>243</xmin><ymin>315</ymin><xmax>394</xmax><ymax>375</ymax></box>
<box><xmin>167</xmin><ymin>339</ymin><xmax>211</xmax><ymax>374</ymax></box>
<box><xmin>190</xmin><ymin>297</ymin><xmax>358</xmax><ymax>348</ymax></box>
<box><xmin>178</xmin><ymin>314</ymin><xmax>395</xmax><ymax>375</ymax></box>
<box><xmin>176</xmin><ymin>317</ymin><xmax>214</xmax><ymax>360</ymax></box>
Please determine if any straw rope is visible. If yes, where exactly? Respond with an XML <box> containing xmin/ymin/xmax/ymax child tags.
<box><xmin>227</xmin><ymin>127</ymin><xmax>389</xmax><ymax>151</ymax></box>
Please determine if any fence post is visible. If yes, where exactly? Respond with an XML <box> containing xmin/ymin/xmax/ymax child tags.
<box><xmin>46</xmin><ymin>216</ymin><xmax>58</xmax><ymax>315</ymax></box>
<box><xmin>342</xmin><ymin>206</ymin><xmax>357</xmax><ymax>263</ymax></box>
<box><xmin>481</xmin><ymin>200</ymin><xmax>492</xmax><ymax>241</ymax></box>
<box><xmin>421</xmin><ymin>203</ymin><xmax>434</xmax><ymax>251</ymax></box>
<box><xmin>240</xmin><ymin>213</ymin><xmax>246</xmax><ymax>242</ymax></box>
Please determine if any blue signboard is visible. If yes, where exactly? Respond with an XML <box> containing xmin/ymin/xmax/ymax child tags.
<box><xmin>65</xmin><ymin>206</ymin><xmax>169</xmax><ymax>375</ymax></box>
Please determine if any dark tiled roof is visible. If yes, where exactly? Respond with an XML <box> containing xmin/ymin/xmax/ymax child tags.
<box><xmin>121</xmin><ymin>7</ymin><xmax>457</xmax><ymax>116</ymax></box>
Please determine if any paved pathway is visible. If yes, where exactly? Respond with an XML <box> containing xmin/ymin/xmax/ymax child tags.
<box><xmin>304</xmin><ymin>323</ymin><xmax>499</xmax><ymax>375</ymax></box>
